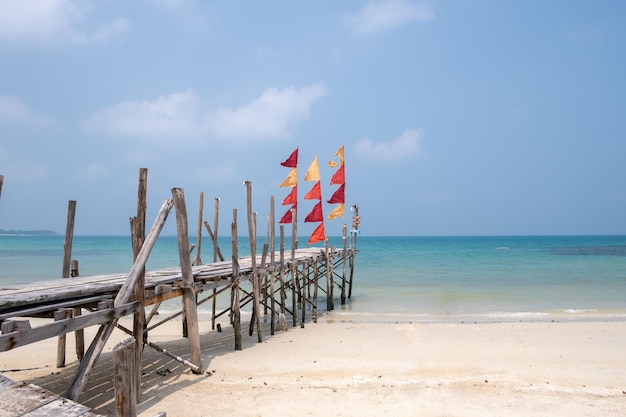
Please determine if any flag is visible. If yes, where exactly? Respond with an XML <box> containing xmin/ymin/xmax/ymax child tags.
<box><xmin>304</xmin><ymin>201</ymin><xmax>323</xmax><ymax>223</ymax></box>
<box><xmin>304</xmin><ymin>182</ymin><xmax>321</xmax><ymax>200</ymax></box>
<box><xmin>330</xmin><ymin>165</ymin><xmax>345</xmax><ymax>185</ymax></box>
<box><xmin>327</xmin><ymin>203</ymin><xmax>344</xmax><ymax>220</ymax></box>
<box><xmin>308</xmin><ymin>222</ymin><xmax>326</xmax><ymax>245</ymax></box>
<box><xmin>327</xmin><ymin>145</ymin><xmax>345</xmax><ymax>167</ymax></box>
<box><xmin>280</xmin><ymin>148</ymin><xmax>298</xmax><ymax>168</ymax></box>
<box><xmin>326</xmin><ymin>183</ymin><xmax>345</xmax><ymax>204</ymax></box>
<box><xmin>282</xmin><ymin>186</ymin><xmax>297</xmax><ymax>205</ymax></box>
<box><xmin>279</xmin><ymin>168</ymin><xmax>298</xmax><ymax>187</ymax></box>
<box><xmin>303</xmin><ymin>156</ymin><xmax>320</xmax><ymax>182</ymax></box>
<box><xmin>279</xmin><ymin>205</ymin><xmax>296</xmax><ymax>224</ymax></box>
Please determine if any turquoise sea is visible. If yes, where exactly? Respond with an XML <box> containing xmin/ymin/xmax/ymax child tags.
<box><xmin>1</xmin><ymin>235</ymin><xmax>625</xmax><ymax>323</ymax></box>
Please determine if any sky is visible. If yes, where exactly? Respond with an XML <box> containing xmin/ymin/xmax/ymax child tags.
<box><xmin>0</xmin><ymin>0</ymin><xmax>625</xmax><ymax>237</ymax></box>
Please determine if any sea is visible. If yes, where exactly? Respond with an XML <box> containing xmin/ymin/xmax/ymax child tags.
<box><xmin>1</xmin><ymin>235</ymin><xmax>625</xmax><ymax>323</ymax></box>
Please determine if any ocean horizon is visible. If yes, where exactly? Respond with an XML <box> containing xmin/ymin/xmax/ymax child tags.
<box><xmin>1</xmin><ymin>234</ymin><xmax>625</xmax><ymax>323</ymax></box>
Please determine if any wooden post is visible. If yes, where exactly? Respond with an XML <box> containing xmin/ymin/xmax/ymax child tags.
<box><xmin>171</xmin><ymin>188</ymin><xmax>203</xmax><ymax>373</ymax></box>
<box><xmin>325</xmin><ymin>242</ymin><xmax>333</xmax><ymax>311</ymax></box>
<box><xmin>231</xmin><ymin>209</ymin><xmax>242</xmax><ymax>350</ymax></box>
<box><xmin>58</xmin><ymin>200</ymin><xmax>76</xmax><ymax>367</ymax></box>
<box><xmin>70</xmin><ymin>260</ymin><xmax>84</xmax><ymax>361</ymax></box>
<box><xmin>245</xmin><ymin>181</ymin><xmax>263</xmax><ymax>343</ymax></box>
<box><xmin>113</xmin><ymin>337</ymin><xmax>137</xmax><ymax>417</ymax></box>
<box><xmin>193</xmin><ymin>192</ymin><xmax>203</xmax><ymax>266</ymax></box>
<box><xmin>131</xmin><ymin>167</ymin><xmax>147</xmax><ymax>401</ymax></box>
<box><xmin>62</xmin><ymin>200</ymin><xmax>76</xmax><ymax>279</ymax></box>
<box><xmin>269</xmin><ymin>196</ymin><xmax>276</xmax><ymax>335</ymax></box>
<box><xmin>278</xmin><ymin>226</ymin><xmax>288</xmax><ymax>331</ymax></box>
<box><xmin>0</xmin><ymin>175</ymin><xmax>3</xmax><ymax>201</ymax></box>
<box><xmin>55</xmin><ymin>309</ymin><xmax>73</xmax><ymax>368</ymax></box>
<box><xmin>312</xmin><ymin>262</ymin><xmax>319</xmax><ymax>323</ymax></box>
<box><xmin>211</xmin><ymin>197</ymin><xmax>219</xmax><ymax>330</ymax></box>
<box><xmin>341</xmin><ymin>224</ymin><xmax>348</xmax><ymax>304</ymax></box>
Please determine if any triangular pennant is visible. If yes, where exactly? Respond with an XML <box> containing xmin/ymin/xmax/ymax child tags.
<box><xmin>327</xmin><ymin>203</ymin><xmax>345</xmax><ymax>220</ymax></box>
<box><xmin>304</xmin><ymin>181</ymin><xmax>321</xmax><ymax>200</ymax></box>
<box><xmin>326</xmin><ymin>183</ymin><xmax>345</xmax><ymax>204</ymax></box>
<box><xmin>279</xmin><ymin>168</ymin><xmax>298</xmax><ymax>187</ymax></box>
<box><xmin>308</xmin><ymin>222</ymin><xmax>326</xmax><ymax>245</ymax></box>
<box><xmin>282</xmin><ymin>186</ymin><xmax>297</xmax><ymax>205</ymax></box>
<box><xmin>330</xmin><ymin>165</ymin><xmax>345</xmax><ymax>185</ymax></box>
<box><xmin>304</xmin><ymin>201</ymin><xmax>324</xmax><ymax>223</ymax></box>
<box><xmin>304</xmin><ymin>156</ymin><xmax>320</xmax><ymax>182</ymax></box>
<box><xmin>280</xmin><ymin>148</ymin><xmax>298</xmax><ymax>168</ymax></box>
<box><xmin>279</xmin><ymin>205</ymin><xmax>296</xmax><ymax>224</ymax></box>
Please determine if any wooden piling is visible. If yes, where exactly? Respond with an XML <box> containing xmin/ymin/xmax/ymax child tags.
<box><xmin>341</xmin><ymin>225</ymin><xmax>348</xmax><ymax>304</ymax></box>
<box><xmin>113</xmin><ymin>337</ymin><xmax>137</xmax><ymax>417</ymax></box>
<box><xmin>231</xmin><ymin>209</ymin><xmax>242</xmax><ymax>350</ymax></box>
<box><xmin>131</xmin><ymin>167</ymin><xmax>148</xmax><ymax>401</ymax></box>
<box><xmin>0</xmin><ymin>175</ymin><xmax>3</xmax><ymax>201</ymax></box>
<box><xmin>62</xmin><ymin>200</ymin><xmax>76</xmax><ymax>279</ymax></box>
<box><xmin>245</xmin><ymin>181</ymin><xmax>262</xmax><ymax>343</ymax></box>
<box><xmin>269</xmin><ymin>196</ymin><xmax>276</xmax><ymax>335</ymax></box>
<box><xmin>193</xmin><ymin>192</ymin><xmax>203</xmax><ymax>266</ymax></box>
<box><xmin>171</xmin><ymin>188</ymin><xmax>203</xmax><ymax>374</ymax></box>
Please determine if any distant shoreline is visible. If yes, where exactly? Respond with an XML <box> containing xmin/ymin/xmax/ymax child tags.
<box><xmin>0</xmin><ymin>230</ymin><xmax>60</xmax><ymax>236</ymax></box>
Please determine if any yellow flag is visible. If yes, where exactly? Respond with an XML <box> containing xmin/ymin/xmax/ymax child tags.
<box><xmin>328</xmin><ymin>144</ymin><xmax>344</xmax><ymax>167</ymax></box>
<box><xmin>304</xmin><ymin>156</ymin><xmax>320</xmax><ymax>182</ymax></box>
<box><xmin>327</xmin><ymin>203</ymin><xmax>344</xmax><ymax>220</ymax></box>
<box><xmin>279</xmin><ymin>168</ymin><xmax>298</xmax><ymax>187</ymax></box>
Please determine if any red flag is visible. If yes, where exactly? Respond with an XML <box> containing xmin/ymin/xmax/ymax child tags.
<box><xmin>304</xmin><ymin>202</ymin><xmax>323</xmax><ymax>223</ymax></box>
<box><xmin>326</xmin><ymin>183</ymin><xmax>345</xmax><ymax>204</ymax></box>
<box><xmin>308</xmin><ymin>222</ymin><xmax>326</xmax><ymax>245</ymax></box>
<box><xmin>280</xmin><ymin>148</ymin><xmax>298</xmax><ymax>168</ymax></box>
<box><xmin>279</xmin><ymin>205</ymin><xmax>296</xmax><ymax>224</ymax></box>
<box><xmin>330</xmin><ymin>165</ymin><xmax>345</xmax><ymax>185</ymax></box>
<box><xmin>282</xmin><ymin>186</ymin><xmax>297</xmax><ymax>205</ymax></box>
<box><xmin>304</xmin><ymin>181</ymin><xmax>321</xmax><ymax>200</ymax></box>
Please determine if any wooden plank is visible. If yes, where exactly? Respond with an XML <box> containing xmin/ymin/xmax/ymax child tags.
<box><xmin>0</xmin><ymin>302</ymin><xmax>139</xmax><ymax>352</ymax></box>
<box><xmin>0</xmin><ymin>382</ymin><xmax>59</xmax><ymax>417</ymax></box>
<box><xmin>21</xmin><ymin>398</ymin><xmax>91</xmax><ymax>417</ymax></box>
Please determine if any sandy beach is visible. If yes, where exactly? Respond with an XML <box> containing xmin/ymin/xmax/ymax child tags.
<box><xmin>1</xmin><ymin>314</ymin><xmax>625</xmax><ymax>417</ymax></box>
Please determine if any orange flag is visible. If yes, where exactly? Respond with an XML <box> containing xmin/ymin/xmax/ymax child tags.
<box><xmin>330</xmin><ymin>165</ymin><xmax>344</xmax><ymax>185</ymax></box>
<box><xmin>308</xmin><ymin>222</ymin><xmax>326</xmax><ymax>245</ymax></box>
<box><xmin>282</xmin><ymin>186</ymin><xmax>297</xmax><ymax>205</ymax></box>
<box><xmin>279</xmin><ymin>168</ymin><xmax>298</xmax><ymax>187</ymax></box>
<box><xmin>304</xmin><ymin>182</ymin><xmax>321</xmax><ymax>200</ymax></box>
<box><xmin>304</xmin><ymin>156</ymin><xmax>320</xmax><ymax>182</ymax></box>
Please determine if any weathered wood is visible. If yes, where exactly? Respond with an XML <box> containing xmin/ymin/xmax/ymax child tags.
<box><xmin>193</xmin><ymin>192</ymin><xmax>203</xmax><ymax>266</ymax></box>
<box><xmin>145</xmin><ymin>340</ymin><xmax>201</xmax><ymax>373</ymax></box>
<box><xmin>277</xmin><ymin>226</ymin><xmax>288</xmax><ymax>331</ymax></box>
<box><xmin>132</xmin><ymin>166</ymin><xmax>148</xmax><ymax>402</ymax></box>
<box><xmin>269</xmin><ymin>196</ymin><xmax>276</xmax><ymax>335</ymax></box>
<box><xmin>0</xmin><ymin>174</ymin><xmax>3</xmax><ymax>201</ymax></box>
<box><xmin>62</xmin><ymin>200</ymin><xmax>77</xmax><ymax>279</ymax></box>
<box><xmin>0</xmin><ymin>302</ymin><xmax>138</xmax><ymax>353</ymax></box>
<box><xmin>67</xmin><ymin>199</ymin><xmax>172</xmax><ymax>401</ymax></box>
<box><xmin>341</xmin><ymin>224</ymin><xmax>348</xmax><ymax>304</ymax></box>
<box><xmin>171</xmin><ymin>188</ymin><xmax>202</xmax><ymax>373</ymax></box>
<box><xmin>113</xmin><ymin>337</ymin><xmax>136</xmax><ymax>417</ymax></box>
<box><xmin>245</xmin><ymin>181</ymin><xmax>262</xmax><ymax>343</ymax></box>
<box><xmin>116</xmin><ymin>199</ymin><xmax>174</xmax><ymax>307</ymax></box>
<box><xmin>55</xmin><ymin>308</ymin><xmax>73</xmax><ymax>368</ymax></box>
<box><xmin>231</xmin><ymin>209</ymin><xmax>242</xmax><ymax>350</ymax></box>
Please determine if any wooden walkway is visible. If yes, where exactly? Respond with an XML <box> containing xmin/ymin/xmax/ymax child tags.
<box><xmin>0</xmin><ymin>374</ymin><xmax>104</xmax><ymax>417</ymax></box>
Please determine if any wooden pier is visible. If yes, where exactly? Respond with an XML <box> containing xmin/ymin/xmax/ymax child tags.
<box><xmin>0</xmin><ymin>171</ymin><xmax>358</xmax><ymax>416</ymax></box>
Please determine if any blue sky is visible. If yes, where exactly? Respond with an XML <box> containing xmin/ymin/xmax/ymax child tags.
<box><xmin>0</xmin><ymin>0</ymin><xmax>625</xmax><ymax>237</ymax></box>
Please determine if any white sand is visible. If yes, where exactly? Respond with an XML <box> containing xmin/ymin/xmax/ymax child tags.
<box><xmin>1</xmin><ymin>315</ymin><xmax>625</xmax><ymax>416</ymax></box>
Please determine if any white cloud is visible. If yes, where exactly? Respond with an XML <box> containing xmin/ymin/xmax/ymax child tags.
<box><xmin>355</xmin><ymin>128</ymin><xmax>426</xmax><ymax>160</ymax></box>
<box><xmin>0</xmin><ymin>95</ymin><xmax>54</xmax><ymax>125</ymax></box>
<box><xmin>344</xmin><ymin>1</ymin><xmax>433</xmax><ymax>35</ymax></box>
<box><xmin>83</xmin><ymin>83</ymin><xmax>327</xmax><ymax>143</ymax></box>
<box><xmin>210</xmin><ymin>84</ymin><xmax>327</xmax><ymax>139</ymax></box>
<box><xmin>0</xmin><ymin>0</ymin><xmax>129</xmax><ymax>45</ymax></box>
